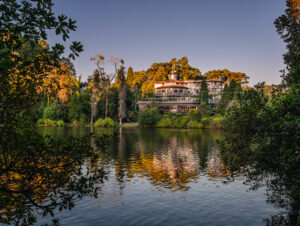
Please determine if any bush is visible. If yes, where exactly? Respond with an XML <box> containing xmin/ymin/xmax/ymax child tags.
<box><xmin>173</xmin><ymin>115</ymin><xmax>190</xmax><ymax>128</ymax></box>
<box><xmin>201</xmin><ymin>117</ymin><xmax>211</xmax><ymax>128</ymax></box>
<box><xmin>95</xmin><ymin>118</ymin><xmax>116</xmax><ymax>128</ymax></box>
<box><xmin>37</xmin><ymin>118</ymin><xmax>44</xmax><ymax>125</ymax></box>
<box><xmin>188</xmin><ymin>109</ymin><xmax>201</xmax><ymax>122</ymax></box>
<box><xmin>187</xmin><ymin>120</ymin><xmax>203</xmax><ymax>129</ymax></box>
<box><xmin>37</xmin><ymin>119</ymin><xmax>65</xmax><ymax>127</ymax></box>
<box><xmin>210</xmin><ymin>115</ymin><xmax>225</xmax><ymax>129</ymax></box>
<box><xmin>138</xmin><ymin>107</ymin><xmax>161</xmax><ymax>127</ymax></box>
<box><xmin>72</xmin><ymin>120</ymin><xmax>82</xmax><ymax>127</ymax></box>
<box><xmin>56</xmin><ymin>120</ymin><xmax>65</xmax><ymax>127</ymax></box>
<box><xmin>156</xmin><ymin>116</ymin><xmax>172</xmax><ymax>128</ymax></box>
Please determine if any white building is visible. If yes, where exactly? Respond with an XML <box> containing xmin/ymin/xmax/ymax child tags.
<box><xmin>138</xmin><ymin>68</ymin><xmax>225</xmax><ymax>113</ymax></box>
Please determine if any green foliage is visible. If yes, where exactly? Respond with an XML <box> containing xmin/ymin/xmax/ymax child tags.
<box><xmin>188</xmin><ymin>109</ymin><xmax>202</xmax><ymax>122</ymax></box>
<box><xmin>201</xmin><ymin>117</ymin><xmax>211</xmax><ymax>128</ymax></box>
<box><xmin>274</xmin><ymin>0</ymin><xmax>300</xmax><ymax>86</ymax></box>
<box><xmin>154</xmin><ymin>113</ymin><xmax>224</xmax><ymax>129</ymax></box>
<box><xmin>219</xmin><ymin>84</ymin><xmax>300</xmax><ymax>225</ymax></box>
<box><xmin>156</xmin><ymin>116</ymin><xmax>173</xmax><ymax>128</ymax></box>
<box><xmin>43</xmin><ymin>102</ymin><xmax>61</xmax><ymax>120</ymax></box>
<box><xmin>199</xmin><ymin>79</ymin><xmax>209</xmax><ymax>104</ymax></box>
<box><xmin>173</xmin><ymin>115</ymin><xmax>190</xmax><ymax>128</ymax></box>
<box><xmin>209</xmin><ymin>114</ymin><xmax>225</xmax><ymax>129</ymax></box>
<box><xmin>138</xmin><ymin>107</ymin><xmax>161</xmax><ymax>126</ymax></box>
<box><xmin>216</xmin><ymin>84</ymin><xmax>230</xmax><ymax>115</ymax></box>
<box><xmin>37</xmin><ymin>119</ymin><xmax>65</xmax><ymax>127</ymax></box>
<box><xmin>67</xmin><ymin>92</ymin><xmax>91</xmax><ymax>122</ymax></box>
<box><xmin>217</xmin><ymin>80</ymin><xmax>242</xmax><ymax>115</ymax></box>
<box><xmin>127</xmin><ymin>110</ymin><xmax>139</xmax><ymax>122</ymax></box>
<box><xmin>187</xmin><ymin>120</ymin><xmax>203</xmax><ymax>129</ymax></box>
<box><xmin>0</xmin><ymin>1</ymin><xmax>106</xmax><ymax>224</ymax></box>
<box><xmin>94</xmin><ymin>118</ymin><xmax>116</xmax><ymax>128</ymax></box>
<box><xmin>198</xmin><ymin>103</ymin><xmax>210</xmax><ymax>117</ymax></box>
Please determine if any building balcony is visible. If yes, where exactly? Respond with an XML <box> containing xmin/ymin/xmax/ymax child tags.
<box><xmin>154</xmin><ymin>92</ymin><xmax>198</xmax><ymax>97</ymax></box>
<box><xmin>138</xmin><ymin>96</ymin><xmax>200</xmax><ymax>104</ymax></box>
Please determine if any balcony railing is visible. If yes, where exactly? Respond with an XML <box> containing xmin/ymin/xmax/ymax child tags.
<box><xmin>155</xmin><ymin>93</ymin><xmax>198</xmax><ymax>97</ymax></box>
<box><xmin>138</xmin><ymin>97</ymin><xmax>200</xmax><ymax>104</ymax></box>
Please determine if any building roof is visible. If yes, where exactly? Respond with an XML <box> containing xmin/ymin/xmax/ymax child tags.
<box><xmin>156</xmin><ymin>85</ymin><xmax>189</xmax><ymax>89</ymax></box>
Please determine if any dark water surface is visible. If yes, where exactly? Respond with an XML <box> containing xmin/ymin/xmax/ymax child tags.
<box><xmin>35</xmin><ymin>127</ymin><xmax>277</xmax><ymax>226</ymax></box>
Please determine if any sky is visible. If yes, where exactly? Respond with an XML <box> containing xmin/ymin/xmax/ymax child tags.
<box><xmin>50</xmin><ymin>0</ymin><xmax>287</xmax><ymax>85</ymax></box>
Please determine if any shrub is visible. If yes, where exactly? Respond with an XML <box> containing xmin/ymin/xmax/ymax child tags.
<box><xmin>201</xmin><ymin>117</ymin><xmax>211</xmax><ymax>128</ymax></box>
<box><xmin>37</xmin><ymin>119</ymin><xmax>65</xmax><ymax>127</ymax></box>
<box><xmin>173</xmin><ymin>115</ymin><xmax>190</xmax><ymax>128</ymax></box>
<box><xmin>188</xmin><ymin>109</ymin><xmax>201</xmax><ymax>122</ymax></box>
<box><xmin>56</xmin><ymin>120</ymin><xmax>65</xmax><ymax>127</ymax></box>
<box><xmin>156</xmin><ymin>117</ymin><xmax>172</xmax><ymax>128</ymax></box>
<box><xmin>187</xmin><ymin>120</ymin><xmax>203</xmax><ymax>129</ymax></box>
<box><xmin>37</xmin><ymin>118</ymin><xmax>44</xmax><ymax>125</ymax></box>
<box><xmin>138</xmin><ymin>107</ymin><xmax>161</xmax><ymax>127</ymax></box>
<box><xmin>72</xmin><ymin>120</ymin><xmax>81</xmax><ymax>127</ymax></box>
<box><xmin>210</xmin><ymin>115</ymin><xmax>225</xmax><ymax>129</ymax></box>
<box><xmin>95</xmin><ymin>118</ymin><xmax>116</xmax><ymax>128</ymax></box>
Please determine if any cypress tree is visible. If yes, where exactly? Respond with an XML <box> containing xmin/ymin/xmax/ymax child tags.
<box><xmin>216</xmin><ymin>84</ymin><xmax>231</xmax><ymax>115</ymax></box>
<box><xmin>199</xmin><ymin>78</ymin><xmax>209</xmax><ymax>104</ymax></box>
<box><xmin>126</xmin><ymin>67</ymin><xmax>134</xmax><ymax>86</ymax></box>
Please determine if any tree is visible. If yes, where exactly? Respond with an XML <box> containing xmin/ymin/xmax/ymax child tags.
<box><xmin>0</xmin><ymin>0</ymin><xmax>105</xmax><ymax>224</ymax></box>
<box><xmin>90</xmin><ymin>54</ymin><xmax>124</xmax><ymax>118</ymax></box>
<box><xmin>67</xmin><ymin>91</ymin><xmax>90</xmax><ymax>123</ymax></box>
<box><xmin>138</xmin><ymin>107</ymin><xmax>161</xmax><ymax>126</ymax></box>
<box><xmin>118</xmin><ymin>66</ymin><xmax>127</xmax><ymax>125</ymax></box>
<box><xmin>133</xmin><ymin>57</ymin><xmax>201</xmax><ymax>97</ymax></box>
<box><xmin>274</xmin><ymin>0</ymin><xmax>300</xmax><ymax>86</ymax></box>
<box><xmin>219</xmin><ymin>1</ymin><xmax>300</xmax><ymax>224</ymax></box>
<box><xmin>216</xmin><ymin>84</ymin><xmax>231</xmax><ymax>115</ymax></box>
<box><xmin>204</xmin><ymin>69</ymin><xmax>249</xmax><ymax>84</ymax></box>
<box><xmin>89</xmin><ymin>69</ymin><xmax>102</xmax><ymax>124</ymax></box>
<box><xmin>153</xmin><ymin>66</ymin><xmax>168</xmax><ymax>81</ymax></box>
<box><xmin>199</xmin><ymin>78</ymin><xmax>209</xmax><ymax>104</ymax></box>
<box><xmin>126</xmin><ymin>67</ymin><xmax>134</xmax><ymax>86</ymax></box>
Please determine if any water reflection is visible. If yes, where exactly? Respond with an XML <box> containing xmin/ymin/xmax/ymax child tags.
<box><xmin>0</xmin><ymin>130</ymin><xmax>106</xmax><ymax>225</ymax></box>
<box><xmin>31</xmin><ymin>127</ymin><xmax>285</xmax><ymax>225</ymax></box>
<box><xmin>97</xmin><ymin>128</ymin><xmax>228</xmax><ymax>192</ymax></box>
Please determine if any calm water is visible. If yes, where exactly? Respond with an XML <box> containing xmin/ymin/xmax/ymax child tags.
<box><xmin>35</xmin><ymin>127</ymin><xmax>277</xmax><ymax>226</ymax></box>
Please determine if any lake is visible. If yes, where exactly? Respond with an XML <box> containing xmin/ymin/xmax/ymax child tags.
<box><xmin>31</xmin><ymin>127</ymin><xmax>279</xmax><ymax>226</ymax></box>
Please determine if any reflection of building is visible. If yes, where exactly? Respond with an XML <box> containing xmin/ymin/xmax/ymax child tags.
<box><xmin>137</xmin><ymin>66</ymin><xmax>225</xmax><ymax>113</ymax></box>
<box><xmin>206</xmin><ymin>146</ymin><xmax>230</xmax><ymax>179</ymax></box>
<box><xmin>126</xmin><ymin>136</ymin><xmax>200</xmax><ymax>191</ymax></box>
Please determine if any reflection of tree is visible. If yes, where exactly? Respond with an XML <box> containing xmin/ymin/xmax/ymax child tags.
<box><xmin>0</xmin><ymin>129</ymin><xmax>106</xmax><ymax>225</ymax></box>
<box><xmin>220</xmin><ymin>144</ymin><xmax>300</xmax><ymax>225</ymax></box>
